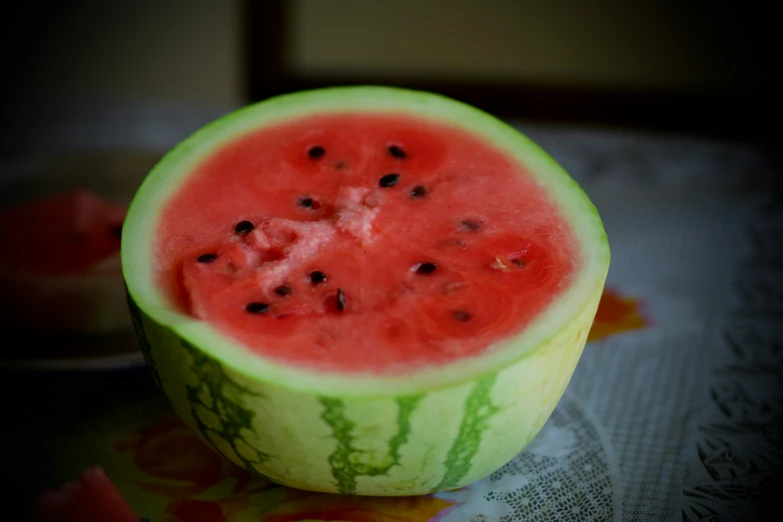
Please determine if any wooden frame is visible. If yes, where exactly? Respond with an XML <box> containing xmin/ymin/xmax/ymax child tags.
<box><xmin>244</xmin><ymin>0</ymin><xmax>773</xmax><ymax>143</ymax></box>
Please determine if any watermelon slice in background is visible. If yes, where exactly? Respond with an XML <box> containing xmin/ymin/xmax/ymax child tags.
<box><xmin>0</xmin><ymin>190</ymin><xmax>130</xmax><ymax>336</ymax></box>
<box><xmin>122</xmin><ymin>86</ymin><xmax>611</xmax><ymax>495</ymax></box>
<box><xmin>29</xmin><ymin>466</ymin><xmax>139</xmax><ymax>522</ymax></box>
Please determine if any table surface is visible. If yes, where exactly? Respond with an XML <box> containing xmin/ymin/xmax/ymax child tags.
<box><xmin>1</xmin><ymin>101</ymin><xmax>779</xmax><ymax>522</ymax></box>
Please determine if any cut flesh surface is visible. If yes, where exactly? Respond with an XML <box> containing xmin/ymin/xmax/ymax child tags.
<box><xmin>124</xmin><ymin>86</ymin><xmax>610</xmax><ymax>396</ymax></box>
<box><xmin>155</xmin><ymin>113</ymin><xmax>577</xmax><ymax>375</ymax></box>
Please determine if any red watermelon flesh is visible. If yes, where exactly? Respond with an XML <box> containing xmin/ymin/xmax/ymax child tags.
<box><xmin>156</xmin><ymin>113</ymin><xmax>578</xmax><ymax>374</ymax></box>
<box><xmin>29</xmin><ymin>466</ymin><xmax>138</xmax><ymax>522</ymax></box>
<box><xmin>0</xmin><ymin>190</ymin><xmax>126</xmax><ymax>276</ymax></box>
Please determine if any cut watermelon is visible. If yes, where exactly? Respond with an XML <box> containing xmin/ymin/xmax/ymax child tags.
<box><xmin>29</xmin><ymin>466</ymin><xmax>138</xmax><ymax>522</ymax></box>
<box><xmin>0</xmin><ymin>190</ymin><xmax>130</xmax><ymax>334</ymax></box>
<box><xmin>122</xmin><ymin>86</ymin><xmax>610</xmax><ymax>495</ymax></box>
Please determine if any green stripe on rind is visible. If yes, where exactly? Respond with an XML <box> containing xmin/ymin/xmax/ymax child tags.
<box><xmin>321</xmin><ymin>395</ymin><xmax>423</xmax><ymax>494</ymax></box>
<box><xmin>180</xmin><ymin>339</ymin><xmax>270</xmax><ymax>472</ymax></box>
<box><xmin>386</xmin><ymin>396</ymin><xmax>423</xmax><ymax>469</ymax></box>
<box><xmin>434</xmin><ymin>373</ymin><xmax>499</xmax><ymax>492</ymax></box>
<box><xmin>122</xmin><ymin>85</ymin><xmax>611</xmax><ymax>398</ymax></box>
<box><xmin>320</xmin><ymin>398</ymin><xmax>356</xmax><ymax>493</ymax></box>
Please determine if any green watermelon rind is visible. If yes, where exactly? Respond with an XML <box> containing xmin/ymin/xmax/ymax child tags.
<box><xmin>122</xmin><ymin>85</ymin><xmax>610</xmax><ymax>398</ymax></box>
<box><xmin>127</xmin><ymin>290</ymin><xmax>599</xmax><ymax>495</ymax></box>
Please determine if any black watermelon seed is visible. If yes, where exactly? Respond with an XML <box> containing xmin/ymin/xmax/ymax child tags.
<box><xmin>197</xmin><ymin>253</ymin><xmax>218</xmax><ymax>263</ymax></box>
<box><xmin>234</xmin><ymin>220</ymin><xmax>254</xmax><ymax>234</ymax></box>
<box><xmin>246</xmin><ymin>302</ymin><xmax>270</xmax><ymax>314</ymax></box>
<box><xmin>110</xmin><ymin>224</ymin><xmax>123</xmax><ymax>239</ymax></box>
<box><xmin>511</xmin><ymin>258</ymin><xmax>527</xmax><ymax>267</ymax></box>
<box><xmin>274</xmin><ymin>285</ymin><xmax>292</xmax><ymax>296</ymax></box>
<box><xmin>461</xmin><ymin>220</ymin><xmax>481</xmax><ymax>231</ymax></box>
<box><xmin>310</xmin><ymin>271</ymin><xmax>327</xmax><ymax>285</ymax></box>
<box><xmin>452</xmin><ymin>310</ymin><xmax>472</xmax><ymax>322</ymax></box>
<box><xmin>379</xmin><ymin>173</ymin><xmax>401</xmax><ymax>187</ymax></box>
<box><xmin>415</xmin><ymin>262</ymin><xmax>437</xmax><ymax>275</ymax></box>
<box><xmin>388</xmin><ymin>145</ymin><xmax>406</xmax><ymax>159</ymax></box>
<box><xmin>299</xmin><ymin>196</ymin><xmax>315</xmax><ymax>208</ymax></box>
<box><xmin>308</xmin><ymin>146</ymin><xmax>325</xmax><ymax>159</ymax></box>
<box><xmin>411</xmin><ymin>185</ymin><xmax>426</xmax><ymax>198</ymax></box>
<box><xmin>336</xmin><ymin>288</ymin><xmax>347</xmax><ymax>311</ymax></box>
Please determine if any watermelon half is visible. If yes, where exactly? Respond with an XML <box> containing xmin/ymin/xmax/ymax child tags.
<box><xmin>122</xmin><ymin>86</ymin><xmax>610</xmax><ymax>496</ymax></box>
<box><xmin>0</xmin><ymin>190</ymin><xmax>129</xmax><ymax>335</ymax></box>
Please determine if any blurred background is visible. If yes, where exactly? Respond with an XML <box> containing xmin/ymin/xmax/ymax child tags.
<box><xmin>0</xmin><ymin>1</ymin><xmax>779</xmax><ymax>520</ymax></box>
<box><xmin>1</xmin><ymin>0</ymin><xmax>776</xmax><ymax>140</ymax></box>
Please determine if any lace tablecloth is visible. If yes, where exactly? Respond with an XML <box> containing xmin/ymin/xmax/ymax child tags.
<box><xmin>1</xmin><ymin>101</ymin><xmax>779</xmax><ymax>521</ymax></box>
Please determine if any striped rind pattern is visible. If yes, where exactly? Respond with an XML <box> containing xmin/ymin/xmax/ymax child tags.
<box><xmin>130</xmin><ymin>288</ymin><xmax>599</xmax><ymax>495</ymax></box>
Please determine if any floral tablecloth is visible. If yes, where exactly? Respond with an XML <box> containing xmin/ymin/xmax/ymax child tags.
<box><xmin>1</xmin><ymin>100</ymin><xmax>779</xmax><ymax>521</ymax></box>
<box><xmin>40</xmin><ymin>285</ymin><xmax>640</xmax><ymax>522</ymax></box>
